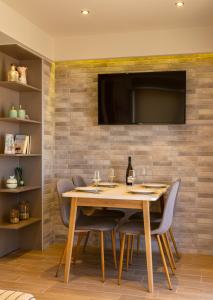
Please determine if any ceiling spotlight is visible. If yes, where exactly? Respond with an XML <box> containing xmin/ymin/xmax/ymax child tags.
<box><xmin>81</xmin><ymin>9</ymin><xmax>90</xmax><ymax>15</ymax></box>
<box><xmin>175</xmin><ymin>1</ymin><xmax>184</xmax><ymax>7</ymax></box>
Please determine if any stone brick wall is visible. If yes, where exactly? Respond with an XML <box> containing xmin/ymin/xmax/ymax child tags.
<box><xmin>43</xmin><ymin>60</ymin><xmax>56</xmax><ymax>248</ymax></box>
<box><xmin>53</xmin><ymin>54</ymin><xmax>213</xmax><ymax>254</ymax></box>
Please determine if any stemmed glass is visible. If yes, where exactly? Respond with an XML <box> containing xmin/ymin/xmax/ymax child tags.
<box><xmin>93</xmin><ymin>170</ymin><xmax>101</xmax><ymax>192</ymax></box>
<box><xmin>109</xmin><ymin>168</ymin><xmax>115</xmax><ymax>183</ymax></box>
<box><xmin>128</xmin><ymin>169</ymin><xmax>136</xmax><ymax>186</ymax></box>
<box><xmin>141</xmin><ymin>167</ymin><xmax>146</xmax><ymax>185</ymax></box>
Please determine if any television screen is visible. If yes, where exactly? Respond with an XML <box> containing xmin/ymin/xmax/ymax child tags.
<box><xmin>98</xmin><ymin>71</ymin><xmax>186</xmax><ymax>125</ymax></box>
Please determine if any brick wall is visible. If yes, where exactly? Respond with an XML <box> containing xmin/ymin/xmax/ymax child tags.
<box><xmin>53</xmin><ymin>54</ymin><xmax>213</xmax><ymax>254</ymax></box>
<box><xmin>43</xmin><ymin>60</ymin><xmax>56</xmax><ymax>248</ymax></box>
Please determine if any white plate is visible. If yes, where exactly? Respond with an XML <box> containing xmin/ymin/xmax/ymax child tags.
<box><xmin>75</xmin><ymin>187</ymin><xmax>101</xmax><ymax>193</ymax></box>
<box><xmin>129</xmin><ymin>189</ymin><xmax>156</xmax><ymax>194</ymax></box>
<box><xmin>142</xmin><ymin>183</ymin><xmax>167</xmax><ymax>188</ymax></box>
<box><xmin>97</xmin><ymin>182</ymin><xmax>118</xmax><ymax>187</ymax></box>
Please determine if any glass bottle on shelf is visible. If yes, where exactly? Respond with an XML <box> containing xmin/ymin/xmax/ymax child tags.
<box><xmin>10</xmin><ymin>209</ymin><xmax>19</xmax><ymax>224</ymax></box>
<box><xmin>19</xmin><ymin>200</ymin><xmax>30</xmax><ymax>220</ymax></box>
<box><xmin>8</xmin><ymin>64</ymin><xmax>19</xmax><ymax>82</ymax></box>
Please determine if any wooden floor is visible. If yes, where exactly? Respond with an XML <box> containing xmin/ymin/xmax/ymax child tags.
<box><xmin>0</xmin><ymin>244</ymin><xmax>213</xmax><ymax>300</ymax></box>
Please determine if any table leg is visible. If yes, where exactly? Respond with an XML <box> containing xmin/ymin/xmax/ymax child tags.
<box><xmin>143</xmin><ymin>201</ymin><xmax>154</xmax><ymax>292</ymax></box>
<box><xmin>64</xmin><ymin>197</ymin><xmax>78</xmax><ymax>283</ymax></box>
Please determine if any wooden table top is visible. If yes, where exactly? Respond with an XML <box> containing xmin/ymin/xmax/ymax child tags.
<box><xmin>63</xmin><ymin>183</ymin><xmax>169</xmax><ymax>202</ymax></box>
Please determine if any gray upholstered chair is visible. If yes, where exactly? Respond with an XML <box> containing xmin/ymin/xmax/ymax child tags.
<box><xmin>72</xmin><ymin>175</ymin><xmax>87</xmax><ymax>187</ymax></box>
<box><xmin>56</xmin><ymin>179</ymin><xmax>118</xmax><ymax>282</ymax></box>
<box><xmin>129</xmin><ymin>192</ymin><xmax>180</xmax><ymax>260</ymax></box>
<box><xmin>71</xmin><ymin>175</ymin><xmax>125</xmax><ymax>254</ymax></box>
<box><xmin>117</xmin><ymin>179</ymin><xmax>181</xmax><ymax>290</ymax></box>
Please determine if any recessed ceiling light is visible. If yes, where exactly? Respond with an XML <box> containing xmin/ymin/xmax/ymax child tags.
<box><xmin>175</xmin><ymin>1</ymin><xmax>184</xmax><ymax>7</ymax></box>
<box><xmin>81</xmin><ymin>9</ymin><xmax>90</xmax><ymax>15</ymax></box>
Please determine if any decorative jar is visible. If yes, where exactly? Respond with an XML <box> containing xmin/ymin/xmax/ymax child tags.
<box><xmin>6</xmin><ymin>176</ymin><xmax>18</xmax><ymax>189</ymax></box>
<box><xmin>17</xmin><ymin>105</ymin><xmax>26</xmax><ymax>119</ymax></box>
<box><xmin>19</xmin><ymin>200</ymin><xmax>30</xmax><ymax>220</ymax></box>
<box><xmin>17</xmin><ymin>66</ymin><xmax>27</xmax><ymax>84</ymax></box>
<box><xmin>8</xmin><ymin>64</ymin><xmax>19</xmax><ymax>82</ymax></box>
<box><xmin>10</xmin><ymin>209</ymin><xmax>19</xmax><ymax>224</ymax></box>
<box><xmin>9</xmin><ymin>106</ymin><xmax>18</xmax><ymax>118</ymax></box>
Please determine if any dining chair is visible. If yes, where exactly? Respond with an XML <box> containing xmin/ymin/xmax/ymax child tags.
<box><xmin>129</xmin><ymin>212</ymin><xmax>180</xmax><ymax>260</ymax></box>
<box><xmin>117</xmin><ymin>179</ymin><xmax>181</xmax><ymax>290</ymax></box>
<box><xmin>129</xmin><ymin>188</ymin><xmax>181</xmax><ymax>260</ymax></box>
<box><xmin>72</xmin><ymin>175</ymin><xmax>87</xmax><ymax>187</ymax></box>
<box><xmin>56</xmin><ymin>178</ymin><xmax>118</xmax><ymax>282</ymax></box>
<box><xmin>72</xmin><ymin>175</ymin><xmax>96</xmax><ymax>217</ymax></box>
<box><xmin>72</xmin><ymin>175</ymin><xmax>125</xmax><ymax>253</ymax></box>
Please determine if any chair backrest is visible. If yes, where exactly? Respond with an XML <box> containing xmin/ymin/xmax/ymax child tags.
<box><xmin>155</xmin><ymin>179</ymin><xmax>181</xmax><ymax>235</ymax></box>
<box><xmin>72</xmin><ymin>175</ymin><xmax>87</xmax><ymax>187</ymax></box>
<box><xmin>56</xmin><ymin>179</ymin><xmax>76</xmax><ymax>227</ymax></box>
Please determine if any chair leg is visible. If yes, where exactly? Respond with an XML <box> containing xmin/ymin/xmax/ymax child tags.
<box><xmin>100</xmin><ymin>231</ymin><xmax>105</xmax><ymax>282</ymax></box>
<box><xmin>73</xmin><ymin>232</ymin><xmax>84</xmax><ymax>264</ymax></box>
<box><xmin>130</xmin><ymin>235</ymin><xmax>134</xmax><ymax>265</ymax></box>
<box><xmin>161</xmin><ymin>234</ymin><xmax>175</xmax><ymax>274</ymax></box>
<box><xmin>55</xmin><ymin>243</ymin><xmax>67</xmax><ymax>277</ymax></box>
<box><xmin>111</xmin><ymin>229</ymin><xmax>117</xmax><ymax>269</ymax></box>
<box><xmin>126</xmin><ymin>235</ymin><xmax>131</xmax><ymax>271</ymax></box>
<box><xmin>119</xmin><ymin>232</ymin><xmax>122</xmax><ymax>250</ymax></box>
<box><xmin>118</xmin><ymin>233</ymin><xmax>126</xmax><ymax>285</ymax></box>
<box><xmin>83</xmin><ymin>231</ymin><xmax>90</xmax><ymax>253</ymax></box>
<box><xmin>156</xmin><ymin>235</ymin><xmax>172</xmax><ymax>290</ymax></box>
<box><xmin>165</xmin><ymin>232</ymin><xmax>176</xmax><ymax>269</ymax></box>
<box><xmin>137</xmin><ymin>235</ymin><xmax>140</xmax><ymax>256</ymax></box>
<box><xmin>169</xmin><ymin>228</ymin><xmax>181</xmax><ymax>259</ymax></box>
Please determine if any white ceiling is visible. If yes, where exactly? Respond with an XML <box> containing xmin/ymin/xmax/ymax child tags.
<box><xmin>2</xmin><ymin>0</ymin><xmax>213</xmax><ymax>37</ymax></box>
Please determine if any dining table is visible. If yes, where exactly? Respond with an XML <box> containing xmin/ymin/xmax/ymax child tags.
<box><xmin>62</xmin><ymin>183</ymin><xmax>169</xmax><ymax>293</ymax></box>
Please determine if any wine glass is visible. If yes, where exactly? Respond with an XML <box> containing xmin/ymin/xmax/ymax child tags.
<box><xmin>141</xmin><ymin>167</ymin><xmax>146</xmax><ymax>184</ymax></box>
<box><xmin>128</xmin><ymin>169</ymin><xmax>136</xmax><ymax>186</ymax></box>
<box><xmin>109</xmin><ymin>168</ymin><xmax>115</xmax><ymax>183</ymax></box>
<box><xmin>93</xmin><ymin>170</ymin><xmax>101</xmax><ymax>192</ymax></box>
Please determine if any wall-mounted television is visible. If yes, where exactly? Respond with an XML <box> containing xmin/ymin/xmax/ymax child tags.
<box><xmin>98</xmin><ymin>70</ymin><xmax>186</xmax><ymax>125</ymax></box>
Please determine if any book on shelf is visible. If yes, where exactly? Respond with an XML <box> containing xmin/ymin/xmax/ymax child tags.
<box><xmin>26</xmin><ymin>136</ymin><xmax>31</xmax><ymax>154</ymax></box>
<box><xmin>14</xmin><ymin>135</ymin><xmax>31</xmax><ymax>155</ymax></box>
<box><xmin>4</xmin><ymin>134</ymin><xmax>15</xmax><ymax>154</ymax></box>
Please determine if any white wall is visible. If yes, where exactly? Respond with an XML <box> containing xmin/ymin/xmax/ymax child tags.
<box><xmin>54</xmin><ymin>26</ymin><xmax>213</xmax><ymax>61</ymax></box>
<box><xmin>0</xmin><ymin>0</ymin><xmax>213</xmax><ymax>62</ymax></box>
<box><xmin>0</xmin><ymin>32</ymin><xmax>16</xmax><ymax>45</ymax></box>
<box><xmin>0</xmin><ymin>1</ymin><xmax>54</xmax><ymax>60</ymax></box>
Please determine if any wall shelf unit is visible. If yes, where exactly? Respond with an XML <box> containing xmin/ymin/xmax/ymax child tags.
<box><xmin>0</xmin><ymin>186</ymin><xmax>41</xmax><ymax>193</ymax></box>
<box><xmin>0</xmin><ymin>154</ymin><xmax>41</xmax><ymax>158</ymax></box>
<box><xmin>0</xmin><ymin>81</ymin><xmax>41</xmax><ymax>92</ymax></box>
<box><xmin>0</xmin><ymin>44</ymin><xmax>39</xmax><ymax>60</ymax></box>
<box><xmin>0</xmin><ymin>218</ymin><xmax>41</xmax><ymax>230</ymax></box>
<box><xmin>0</xmin><ymin>43</ymin><xmax>43</xmax><ymax>257</ymax></box>
<box><xmin>0</xmin><ymin>117</ymin><xmax>41</xmax><ymax>124</ymax></box>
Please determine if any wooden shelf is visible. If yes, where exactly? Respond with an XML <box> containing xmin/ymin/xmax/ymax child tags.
<box><xmin>0</xmin><ymin>218</ymin><xmax>41</xmax><ymax>230</ymax></box>
<box><xmin>0</xmin><ymin>186</ymin><xmax>41</xmax><ymax>193</ymax></box>
<box><xmin>0</xmin><ymin>44</ymin><xmax>40</xmax><ymax>60</ymax></box>
<box><xmin>0</xmin><ymin>42</ymin><xmax>43</xmax><ymax>256</ymax></box>
<box><xmin>0</xmin><ymin>154</ymin><xmax>41</xmax><ymax>158</ymax></box>
<box><xmin>0</xmin><ymin>81</ymin><xmax>41</xmax><ymax>92</ymax></box>
<box><xmin>0</xmin><ymin>117</ymin><xmax>41</xmax><ymax>124</ymax></box>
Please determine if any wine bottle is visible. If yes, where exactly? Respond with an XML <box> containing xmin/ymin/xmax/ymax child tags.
<box><xmin>126</xmin><ymin>156</ymin><xmax>133</xmax><ymax>185</ymax></box>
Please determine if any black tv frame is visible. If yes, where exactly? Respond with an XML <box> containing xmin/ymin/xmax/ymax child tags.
<box><xmin>98</xmin><ymin>70</ymin><xmax>186</xmax><ymax>125</ymax></box>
